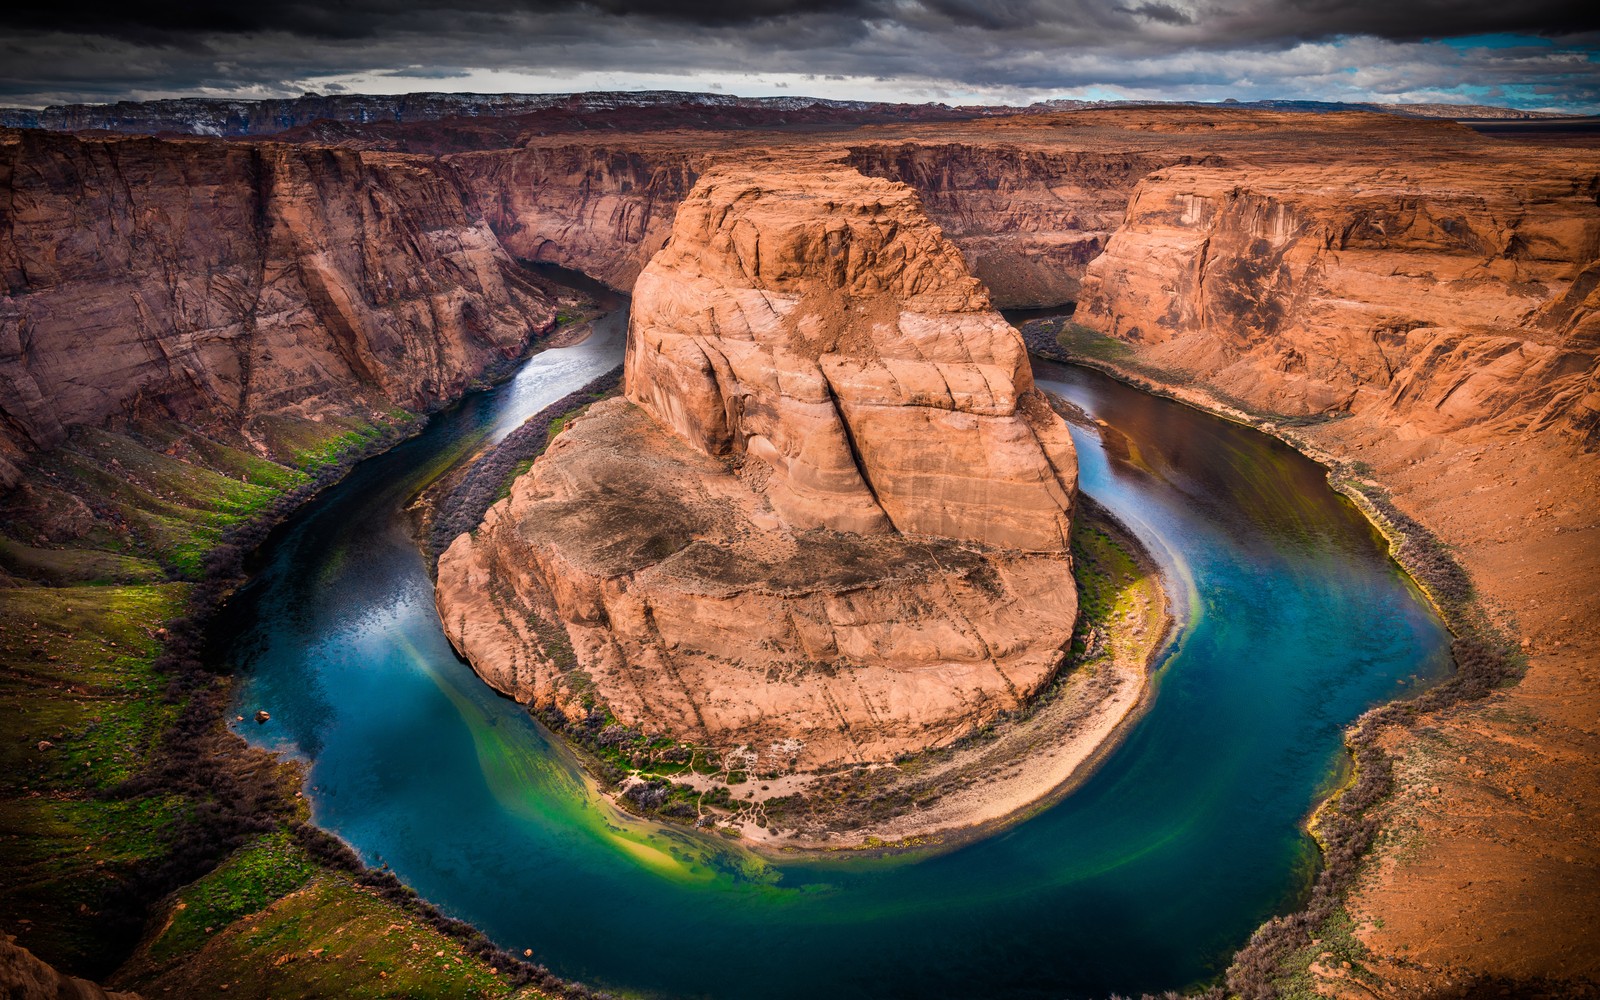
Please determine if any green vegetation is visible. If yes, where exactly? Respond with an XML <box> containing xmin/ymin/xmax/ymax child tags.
<box><xmin>133</xmin><ymin>867</ymin><xmax>541</xmax><ymax>999</ymax></box>
<box><xmin>0</xmin><ymin>537</ymin><xmax>158</xmax><ymax>586</ymax></box>
<box><xmin>1068</xmin><ymin>514</ymin><xmax>1149</xmax><ymax>665</ymax></box>
<box><xmin>286</xmin><ymin>415</ymin><xmax>413</xmax><ymax>473</ymax></box>
<box><xmin>6</xmin><ymin>425</ymin><xmax>304</xmax><ymax>580</ymax></box>
<box><xmin>1055</xmin><ymin>321</ymin><xmax>1136</xmax><ymax>363</ymax></box>
<box><xmin>147</xmin><ymin>832</ymin><xmax>321</xmax><ymax>964</ymax></box>
<box><xmin>1262</xmin><ymin>905</ymin><xmax>1377</xmax><ymax>1000</ymax></box>
<box><xmin>0</xmin><ymin>582</ymin><xmax>192</xmax><ymax>971</ymax></box>
<box><xmin>0</xmin><ymin>406</ymin><xmax>560</xmax><ymax>994</ymax></box>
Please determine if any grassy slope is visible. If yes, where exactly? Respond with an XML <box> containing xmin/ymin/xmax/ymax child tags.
<box><xmin>0</xmin><ymin>415</ymin><xmax>552</xmax><ymax>997</ymax></box>
<box><xmin>122</xmin><ymin>833</ymin><xmax>543</xmax><ymax>999</ymax></box>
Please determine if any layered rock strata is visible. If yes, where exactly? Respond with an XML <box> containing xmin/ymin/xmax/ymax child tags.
<box><xmin>437</xmin><ymin>167</ymin><xmax>1079</xmax><ymax>769</ymax></box>
<box><xmin>842</xmin><ymin>144</ymin><xmax>1181</xmax><ymax>308</ymax></box>
<box><xmin>1075</xmin><ymin>157</ymin><xmax>1600</xmax><ymax>445</ymax></box>
<box><xmin>453</xmin><ymin>144</ymin><xmax>701</xmax><ymax>289</ymax></box>
<box><xmin>0</xmin><ymin>129</ymin><xmax>556</xmax><ymax>484</ymax></box>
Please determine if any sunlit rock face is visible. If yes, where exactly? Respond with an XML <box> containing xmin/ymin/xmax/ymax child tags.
<box><xmin>1075</xmin><ymin>156</ymin><xmax>1600</xmax><ymax>446</ymax></box>
<box><xmin>437</xmin><ymin>166</ymin><xmax>1080</xmax><ymax>769</ymax></box>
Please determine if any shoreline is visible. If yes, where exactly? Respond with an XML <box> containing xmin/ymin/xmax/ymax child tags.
<box><xmin>1015</xmin><ymin>317</ymin><xmax>1549</xmax><ymax>994</ymax></box>
<box><xmin>537</xmin><ymin>496</ymin><xmax>1177</xmax><ymax>856</ymax></box>
<box><xmin>0</xmin><ymin>279</ymin><xmax>614</xmax><ymax>995</ymax></box>
<box><xmin>1018</xmin><ymin>319</ymin><xmax>1455</xmax><ymax>621</ymax></box>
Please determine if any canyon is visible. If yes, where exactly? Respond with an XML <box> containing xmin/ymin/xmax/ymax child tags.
<box><xmin>0</xmin><ymin>100</ymin><xmax>1596</xmax><ymax>997</ymax></box>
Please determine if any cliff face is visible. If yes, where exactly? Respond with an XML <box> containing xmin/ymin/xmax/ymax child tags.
<box><xmin>437</xmin><ymin>166</ymin><xmax>1079</xmax><ymax>769</ymax></box>
<box><xmin>453</xmin><ymin>139</ymin><xmax>1175</xmax><ymax>310</ymax></box>
<box><xmin>844</xmin><ymin>143</ymin><xmax>1184</xmax><ymax>308</ymax></box>
<box><xmin>1075</xmin><ymin>158</ymin><xmax>1600</xmax><ymax>444</ymax></box>
<box><xmin>626</xmin><ymin>167</ymin><xmax>1077</xmax><ymax>549</ymax></box>
<box><xmin>0</xmin><ymin>129</ymin><xmax>555</xmax><ymax>481</ymax></box>
<box><xmin>452</xmin><ymin>144</ymin><xmax>701</xmax><ymax>288</ymax></box>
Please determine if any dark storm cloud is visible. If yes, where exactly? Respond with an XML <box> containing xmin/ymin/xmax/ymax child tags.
<box><xmin>2</xmin><ymin>0</ymin><xmax>1597</xmax><ymax>110</ymax></box>
<box><xmin>10</xmin><ymin>0</ymin><xmax>1599</xmax><ymax>42</ymax></box>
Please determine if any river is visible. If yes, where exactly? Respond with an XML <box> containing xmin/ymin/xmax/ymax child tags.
<box><xmin>222</xmin><ymin>306</ymin><xmax>1452</xmax><ymax>999</ymax></box>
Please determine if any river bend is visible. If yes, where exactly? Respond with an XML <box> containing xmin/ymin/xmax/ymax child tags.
<box><xmin>224</xmin><ymin>311</ymin><xmax>1451</xmax><ymax>999</ymax></box>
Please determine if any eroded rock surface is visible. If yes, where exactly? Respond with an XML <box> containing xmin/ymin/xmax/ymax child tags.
<box><xmin>0</xmin><ymin>935</ymin><xmax>139</xmax><ymax>1000</ymax></box>
<box><xmin>0</xmin><ymin>129</ymin><xmax>556</xmax><ymax>484</ymax></box>
<box><xmin>626</xmin><ymin>167</ymin><xmax>1077</xmax><ymax>549</ymax></box>
<box><xmin>437</xmin><ymin>167</ymin><xmax>1079</xmax><ymax>769</ymax></box>
<box><xmin>1075</xmin><ymin>156</ymin><xmax>1600</xmax><ymax>445</ymax></box>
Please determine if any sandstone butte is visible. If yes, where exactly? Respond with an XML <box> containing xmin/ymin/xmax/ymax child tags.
<box><xmin>436</xmin><ymin>166</ymin><xmax>1082</xmax><ymax>772</ymax></box>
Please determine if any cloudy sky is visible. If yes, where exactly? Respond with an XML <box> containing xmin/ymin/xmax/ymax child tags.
<box><xmin>3</xmin><ymin>0</ymin><xmax>1597</xmax><ymax>112</ymax></box>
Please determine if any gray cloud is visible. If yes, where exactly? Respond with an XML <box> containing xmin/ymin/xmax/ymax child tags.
<box><xmin>1</xmin><ymin>0</ymin><xmax>1596</xmax><ymax>111</ymax></box>
<box><xmin>1120</xmin><ymin>4</ymin><xmax>1196</xmax><ymax>27</ymax></box>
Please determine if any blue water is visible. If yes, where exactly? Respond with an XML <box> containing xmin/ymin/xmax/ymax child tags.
<box><xmin>224</xmin><ymin>317</ymin><xmax>1452</xmax><ymax>1000</ymax></box>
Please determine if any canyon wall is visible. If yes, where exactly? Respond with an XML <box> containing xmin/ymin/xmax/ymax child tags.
<box><xmin>1075</xmin><ymin>156</ymin><xmax>1600</xmax><ymax>444</ymax></box>
<box><xmin>0</xmin><ymin>129</ymin><xmax>556</xmax><ymax>483</ymax></box>
<box><xmin>451</xmin><ymin>144</ymin><xmax>702</xmax><ymax>288</ymax></box>
<box><xmin>843</xmin><ymin>143</ymin><xmax>1183</xmax><ymax>308</ymax></box>
<box><xmin>454</xmin><ymin>139</ymin><xmax>1177</xmax><ymax>309</ymax></box>
<box><xmin>437</xmin><ymin>166</ymin><xmax>1080</xmax><ymax>769</ymax></box>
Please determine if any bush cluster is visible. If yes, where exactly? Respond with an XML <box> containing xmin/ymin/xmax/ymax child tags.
<box><xmin>1353</xmin><ymin>485</ymin><xmax>1477</xmax><ymax>615</ymax></box>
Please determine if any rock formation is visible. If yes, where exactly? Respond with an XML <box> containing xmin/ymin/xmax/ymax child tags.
<box><xmin>454</xmin><ymin>138</ymin><xmax>1180</xmax><ymax>309</ymax></box>
<box><xmin>437</xmin><ymin>166</ymin><xmax>1079</xmax><ymax>769</ymax></box>
<box><xmin>0</xmin><ymin>935</ymin><xmax>140</xmax><ymax>1000</ymax></box>
<box><xmin>842</xmin><ymin>144</ymin><xmax>1179</xmax><ymax>308</ymax></box>
<box><xmin>0</xmin><ymin>129</ymin><xmax>557</xmax><ymax>485</ymax></box>
<box><xmin>1075</xmin><ymin>156</ymin><xmax>1600</xmax><ymax>445</ymax></box>
<box><xmin>453</xmin><ymin>143</ymin><xmax>701</xmax><ymax>289</ymax></box>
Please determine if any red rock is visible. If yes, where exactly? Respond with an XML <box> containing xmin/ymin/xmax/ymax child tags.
<box><xmin>437</xmin><ymin>166</ymin><xmax>1078</xmax><ymax>769</ymax></box>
